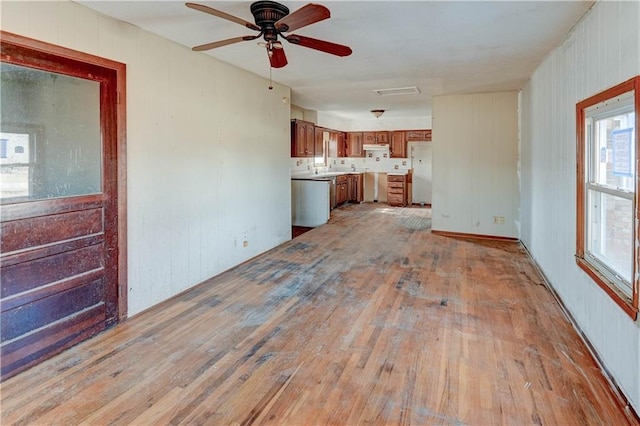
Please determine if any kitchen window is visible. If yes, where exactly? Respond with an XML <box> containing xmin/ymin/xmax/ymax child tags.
<box><xmin>576</xmin><ymin>76</ymin><xmax>639</xmax><ymax>319</ymax></box>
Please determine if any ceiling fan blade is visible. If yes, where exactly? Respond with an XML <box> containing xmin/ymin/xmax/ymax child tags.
<box><xmin>192</xmin><ymin>35</ymin><xmax>258</xmax><ymax>52</ymax></box>
<box><xmin>275</xmin><ymin>4</ymin><xmax>330</xmax><ymax>33</ymax></box>
<box><xmin>285</xmin><ymin>34</ymin><xmax>352</xmax><ymax>57</ymax></box>
<box><xmin>186</xmin><ymin>2</ymin><xmax>260</xmax><ymax>31</ymax></box>
<box><xmin>269</xmin><ymin>46</ymin><xmax>288</xmax><ymax>68</ymax></box>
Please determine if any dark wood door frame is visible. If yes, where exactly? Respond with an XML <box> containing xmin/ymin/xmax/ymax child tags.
<box><xmin>1</xmin><ymin>31</ymin><xmax>127</xmax><ymax>377</ymax></box>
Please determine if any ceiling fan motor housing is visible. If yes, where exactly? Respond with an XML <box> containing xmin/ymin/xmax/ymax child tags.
<box><xmin>251</xmin><ymin>1</ymin><xmax>290</xmax><ymax>41</ymax></box>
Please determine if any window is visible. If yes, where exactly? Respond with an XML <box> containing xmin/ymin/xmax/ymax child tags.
<box><xmin>1</xmin><ymin>62</ymin><xmax>102</xmax><ymax>203</ymax></box>
<box><xmin>576</xmin><ymin>76</ymin><xmax>639</xmax><ymax>319</ymax></box>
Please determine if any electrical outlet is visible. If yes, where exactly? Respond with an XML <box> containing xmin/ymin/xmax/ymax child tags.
<box><xmin>498</xmin><ymin>216</ymin><xmax>505</xmax><ymax>224</ymax></box>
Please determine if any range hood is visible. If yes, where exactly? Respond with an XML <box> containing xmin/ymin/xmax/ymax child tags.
<box><xmin>363</xmin><ymin>144</ymin><xmax>389</xmax><ymax>151</ymax></box>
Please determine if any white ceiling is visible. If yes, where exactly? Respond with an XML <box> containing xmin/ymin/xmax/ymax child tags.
<box><xmin>77</xmin><ymin>1</ymin><xmax>593</xmax><ymax>121</ymax></box>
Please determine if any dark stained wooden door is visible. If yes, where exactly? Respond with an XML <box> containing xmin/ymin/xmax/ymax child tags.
<box><xmin>0</xmin><ymin>33</ymin><xmax>125</xmax><ymax>380</ymax></box>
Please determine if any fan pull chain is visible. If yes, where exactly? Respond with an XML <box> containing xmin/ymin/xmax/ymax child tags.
<box><xmin>268</xmin><ymin>65</ymin><xmax>273</xmax><ymax>90</ymax></box>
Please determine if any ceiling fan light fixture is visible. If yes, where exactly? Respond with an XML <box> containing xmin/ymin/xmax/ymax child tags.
<box><xmin>371</xmin><ymin>109</ymin><xmax>385</xmax><ymax>118</ymax></box>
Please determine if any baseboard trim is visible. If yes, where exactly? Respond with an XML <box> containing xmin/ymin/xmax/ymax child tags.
<box><xmin>520</xmin><ymin>242</ymin><xmax>640</xmax><ymax>423</ymax></box>
<box><xmin>431</xmin><ymin>229</ymin><xmax>519</xmax><ymax>242</ymax></box>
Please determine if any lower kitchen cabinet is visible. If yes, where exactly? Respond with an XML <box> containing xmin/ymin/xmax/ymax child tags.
<box><xmin>336</xmin><ymin>175</ymin><xmax>349</xmax><ymax>206</ymax></box>
<box><xmin>387</xmin><ymin>174</ymin><xmax>407</xmax><ymax>207</ymax></box>
<box><xmin>348</xmin><ymin>174</ymin><xmax>363</xmax><ymax>203</ymax></box>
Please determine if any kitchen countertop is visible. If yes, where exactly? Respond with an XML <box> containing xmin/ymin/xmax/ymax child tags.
<box><xmin>291</xmin><ymin>171</ymin><xmax>364</xmax><ymax>181</ymax></box>
<box><xmin>291</xmin><ymin>170</ymin><xmax>410</xmax><ymax>181</ymax></box>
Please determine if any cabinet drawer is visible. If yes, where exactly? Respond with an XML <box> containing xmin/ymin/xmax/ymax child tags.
<box><xmin>336</xmin><ymin>175</ymin><xmax>348</xmax><ymax>184</ymax></box>
<box><xmin>387</xmin><ymin>175</ymin><xmax>406</xmax><ymax>183</ymax></box>
<box><xmin>387</xmin><ymin>194</ymin><xmax>405</xmax><ymax>204</ymax></box>
<box><xmin>388</xmin><ymin>182</ymin><xmax>405</xmax><ymax>189</ymax></box>
<box><xmin>388</xmin><ymin>187</ymin><xmax>405</xmax><ymax>195</ymax></box>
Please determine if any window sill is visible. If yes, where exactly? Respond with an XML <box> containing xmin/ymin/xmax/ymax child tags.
<box><xmin>576</xmin><ymin>256</ymin><xmax>638</xmax><ymax>320</ymax></box>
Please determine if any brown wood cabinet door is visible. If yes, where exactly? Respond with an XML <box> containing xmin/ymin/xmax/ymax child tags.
<box><xmin>338</xmin><ymin>132</ymin><xmax>346</xmax><ymax>157</ymax></box>
<box><xmin>406</xmin><ymin>129</ymin><xmax>432</xmax><ymax>141</ymax></box>
<box><xmin>355</xmin><ymin>174</ymin><xmax>363</xmax><ymax>202</ymax></box>
<box><xmin>347</xmin><ymin>132</ymin><xmax>364</xmax><ymax>157</ymax></box>
<box><xmin>363</xmin><ymin>132</ymin><xmax>376</xmax><ymax>144</ymax></box>
<box><xmin>390</xmin><ymin>131</ymin><xmax>407</xmax><ymax>158</ymax></box>
<box><xmin>291</xmin><ymin>121</ymin><xmax>307</xmax><ymax>157</ymax></box>
<box><xmin>293</xmin><ymin>121</ymin><xmax>307</xmax><ymax>157</ymax></box>
<box><xmin>328</xmin><ymin>131</ymin><xmax>346</xmax><ymax>158</ymax></box>
<box><xmin>348</xmin><ymin>174</ymin><xmax>363</xmax><ymax>203</ymax></box>
<box><xmin>314</xmin><ymin>127</ymin><xmax>324</xmax><ymax>158</ymax></box>
<box><xmin>305</xmin><ymin>123</ymin><xmax>315</xmax><ymax>157</ymax></box>
<box><xmin>0</xmin><ymin>35</ymin><xmax>124</xmax><ymax>380</ymax></box>
<box><xmin>328</xmin><ymin>132</ymin><xmax>338</xmax><ymax>158</ymax></box>
<box><xmin>376</xmin><ymin>132</ymin><xmax>389</xmax><ymax>144</ymax></box>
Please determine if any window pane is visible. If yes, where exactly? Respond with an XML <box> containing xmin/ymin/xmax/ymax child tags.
<box><xmin>0</xmin><ymin>132</ymin><xmax>30</xmax><ymax>198</ymax></box>
<box><xmin>0</xmin><ymin>63</ymin><xmax>102</xmax><ymax>203</ymax></box>
<box><xmin>586</xmin><ymin>189</ymin><xmax>633</xmax><ymax>295</ymax></box>
<box><xmin>590</xmin><ymin>111</ymin><xmax>635</xmax><ymax>191</ymax></box>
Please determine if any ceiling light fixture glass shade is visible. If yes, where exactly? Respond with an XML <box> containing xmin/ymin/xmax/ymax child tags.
<box><xmin>371</xmin><ymin>109</ymin><xmax>385</xmax><ymax>118</ymax></box>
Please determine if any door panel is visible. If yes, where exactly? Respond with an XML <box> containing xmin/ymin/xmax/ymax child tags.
<box><xmin>1</xmin><ymin>33</ymin><xmax>125</xmax><ymax>380</ymax></box>
<box><xmin>1</xmin><ymin>205</ymin><xmax>103</xmax><ymax>253</ymax></box>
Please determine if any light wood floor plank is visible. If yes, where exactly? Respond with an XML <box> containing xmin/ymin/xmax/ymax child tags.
<box><xmin>1</xmin><ymin>203</ymin><xmax>636</xmax><ymax>425</ymax></box>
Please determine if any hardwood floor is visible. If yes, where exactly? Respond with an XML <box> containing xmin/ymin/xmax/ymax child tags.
<box><xmin>1</xmin><ymin>203</ymin><xmax>636</xmax><ymax>425</ymax></box>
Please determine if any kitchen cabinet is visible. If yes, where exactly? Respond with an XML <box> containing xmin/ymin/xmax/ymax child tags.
<box><xmin>291</xmin><ymin>119</ymin><xmax>315</xmax><ymax>157</ymax></box>
<box><xmin>314</xmin><ymin>127</ymin><xmax>325</xmax><ymax>158</ymax></box>
<box><xmin>363</xmin><ymin>131</ymin><xmax>389</xmax><ymax>144</ymax></box>
<box><xmin>328</xmin><ymin>131</ymin><xmax>346</xmax><ymax>157</ymax></box>
<box><xmin>390</xmin><ymin>131</ymin><xmax>406</xmax><ymax>158</ymax></box>
<box><xmin>387</xmin><ymin>174</ymin><xmax>407</xmax><ymax>207</ymax></box>
<box><xmin>336</xmin><ymin>175</ymin><xmax>349</xmax><ymax>205</ymax></box>
<box><xmin>406</xmin><ymin>129</ymin><xmax>432</xmax><ymax>141</ymax></box>
<box><xmin>348</xmin><ymin>174</ymin><xmax>363</xmax><ymax>203</ymax></box>
<box><xmin>346</xmin><ymin>132</ymin><xmax>364</xmax><ymax>157</ymax></box>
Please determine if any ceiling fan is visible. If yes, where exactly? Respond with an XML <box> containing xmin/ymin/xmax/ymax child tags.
<box><xmin>186</xmin><ymin>1</ymin><xmax>353</xmax><ymax>68</ymax></box>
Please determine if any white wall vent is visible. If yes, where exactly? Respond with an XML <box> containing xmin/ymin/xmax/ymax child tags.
<box><xmin>372</xmin><ymin>86</ymin><xmax>421</xmax><ymax>96</ymax></box>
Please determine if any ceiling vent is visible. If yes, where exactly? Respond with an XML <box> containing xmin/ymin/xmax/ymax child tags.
<box><xmin>372</xmin><ymin>86</ymin><xmax>420</xmax><ymax>96</ymax></box>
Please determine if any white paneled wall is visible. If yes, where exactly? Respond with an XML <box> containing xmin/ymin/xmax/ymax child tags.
<box><xmin>432</xmin><ymin>92</ymin><xmax>519</xmax><ymax>238</ymax></box>
<box><xmin>520</xmin><ymin>0</ymin><xmax>640</xmax><ymax>412</ymax></box>
<box><xmin>2</xmin><ymin>1</ymin><xmax>292</xmax><ymax>316</ymax></box>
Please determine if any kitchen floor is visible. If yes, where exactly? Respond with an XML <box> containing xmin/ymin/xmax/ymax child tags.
<box><xmin>1</xmin><ymin>203</ymin><xmax>635</xmax><ymax>425</ymax></box>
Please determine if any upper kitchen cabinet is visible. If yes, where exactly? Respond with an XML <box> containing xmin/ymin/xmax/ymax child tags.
<box><xmin>390</xmin><ymin>131</ymin><xmax>407</xmax><ymax>158</ymax></box>
<box><xmin>347</xmin><ymin>132</ymin><xmax>364</xmax><ymax>157</ymax></box>
<box><xmin>328</xmin><ymin>131</ymin><xmax>346</xmax><ymax>158</ymax></box>
<box><xmin>314</xmin><ymin>127</ymin><xmax>325</xmax><ymax>158</ymax></box>
<box><xmin>406</xmin><ymin>129</ymin><xmax>432</xmax><ymax>141</ymax></box>
<box><xmin>291</xmin><ymin>119</ymin><xmax>315</xmax><ymax>157</ymax></box>
<box><xmin>363</xmin><ymin>131</ymin><xmax>389</xmax><ymax>144</ymax></box>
